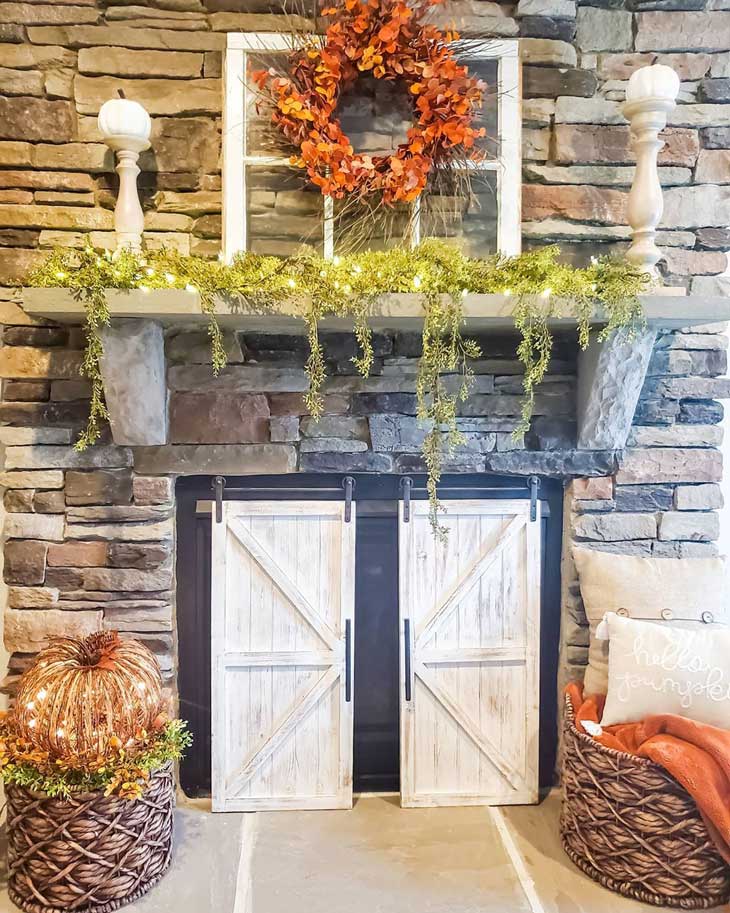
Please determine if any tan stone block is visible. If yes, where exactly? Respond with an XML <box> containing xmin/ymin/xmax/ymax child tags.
<box><xmin>636</xmin><ymin>11</ymin><xmax>730</xmax><ymax>53</ymax></box>
<box><xmin>523</xmin><ymin>184</ymin><xmax>627</xmax><ymax>224</ymax></box>
<box><xmin>616</xmin><ymin>448</ymin><xmax>723</xmax><ymax>485</ymax></box>
<box><xmin>156</xmin><ymin>190</ymin><xmax>221</xmax><ymax>215</ymax></box>
<box><xmin>0</xmin><ymin>3</ymin><xmax>98</xmax><ymax>24</ymax></box>
<box><xmin>598</xmin><ymin>52</ymin><xmax>712</xmax><ymax>82</ymax></box>
<box><xmin>0</xmin><ymin>248</ymin><xmax>45</xmax><ymax>286</ymax></box>
<box><xmin>572</xmin><ymin>477</ymin><xmax>613</xmax><ymax>500</ymax></box>
<box><xmin>4</xmin><ymin>490</ymin><xmax>34</xmax><ymax>513</ymax></box>
<box><xmin>554</xmin><ymin>125</ymin><xmax>699</xmax><ymax>167</ymax></box>
<box><xmin>208</xmin><ymin>12</ymin><xmax>312</xmax><ymax>31</ymax></box>
<box><xmin>0</xmin><ymin>190</ymin><xmax>32</xmax><ymax>204</ymax></box>
<box><xmin>0</xmin><ymin>96</ymin><xmax>74</xmax><ymax>143</ymax></box>
<box><xmin>27</xmin><ymin>25</ymin><xmax>224</xmax><ymax>52</ymax></box>
<box><xmin>1</xmin><ymin>45</ymin><xmax>77</xmax><ymax>69</ymax></box>
<box><xmin>0</xmin><ymin>67</ymin><xmax>44</xmax><ymax>96</ymax></box>
<box><xmin>145</xmin><ymin>212</ymin><xmax>193</xmax><ymax>231</ymax></box>
<box><xmin>0</xmin><ymin>141</ymin><xmax>33</xmax><ymax>167</ymax></box>
<box><xmin>33</xmin><ymin>143</ymin><xmax>112</xmax><ymax>173</ymax></box>
<box><xmin>44</xmin><ymin>68</ymin><xmax>74</xmax><ymax>99</ymax></box>
<box><xmin>8</xmin><ymin>586</ymin><xmax>59</xmax><ymax>608</ymax></box>
<box><xmin>133</xmin><ymin>476</ymin><xmax>173</xmax><ymax>505</ymax></box>
<box><xmin>47</xmin><ymin>541</ymin><xmax>108</xmax><ymax>567</ymax></box>
<box><xmin>0</xmin><ymin>470</ymin><xmax>64</xmax><ymax>489</ymax></box>
<box><xmin>143</xmin><ymin>232</ymin><xmax>191</xmax><ymax>254</ymax></box>
<box><xmin>5</xmin><ymin>513</ymin><xmax>64</xmax><ymax>541</ymax></box>
<box><xmin>696</xmin><ymin>149</ymin><xmax>730</xmax><ymax>184</ymax></box>
<box><xmin>0</xmin><ymin>204</ymin><xmax>112</xmax><ymax>231</ymax></box>
<box><xmin>0</xmin><ymin>170</ymin><xmax>93</xmax><ymax>191</ymax></box>
<box><xmin>5</xmin><ymin>607</ymin><xmax>102</xmax><ymax>653</ymax></box>
<box><xmin>663</xmin><ymin>248</ymin><xmax>727</xmax><ymax>276</ymax></box>
<box><xmin>105</xmin><ymin>5</ymin><xmax>206</xmax><ymax>22</ymax></box>
<box><xmin>78</xmin><ymin>47</ymin><xmax>203</xmax><ymax>78</ymax></box>
<box><xmin>35</xmin><ymin>190</ymin><xmax>95</xmax><ymax>207</ymax></box>
<box><xmin>74</xmin><ymin>74</ymin><xmax>220</xmax><ymax>116</ymax></box>
<box><xmin>522</xmin><ymin>127</ymin><xmax>550</xmax><ymax>162</ymax></box>
<box><xmin>65</xmin><ymin>519</ymin><xmax>174</xmax><ymax>542</ymax></box>
<box><xmin>0</xmin><ymin>346</ymin><xmax>83</xmax><ymax>379</ymax></box>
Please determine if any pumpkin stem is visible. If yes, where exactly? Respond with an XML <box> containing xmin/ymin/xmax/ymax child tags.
<box><xmin>77</xmin><ymin>632</ymin><xmax>119</xmax><ymax>667</ymax></box>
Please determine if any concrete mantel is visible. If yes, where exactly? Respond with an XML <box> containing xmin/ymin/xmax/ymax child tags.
<box><xmin>20</xmin><ymin>287</ymin><xmax>730</xmax><ymax>451</ymax></box>
<box><xmin>21</xmin><ymin>287</ymin><xmax>730</xmax><ymax>331</ymax></box>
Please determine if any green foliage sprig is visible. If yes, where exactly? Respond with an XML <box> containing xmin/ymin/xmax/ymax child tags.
<box><xmin>28</xmin><ymin>240</ymin><xmax>648</xmax><ymax>534</ymax></box>
<box><xmin>0</xmin><ymin>718</ymin><xmax>192</xmax><ymax>800</ymax></box>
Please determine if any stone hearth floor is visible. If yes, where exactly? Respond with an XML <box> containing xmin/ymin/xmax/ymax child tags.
<box><xmin>0</xmin><ymin>791</ymin><xmax>668</xmax><ymax>912</ymax></box>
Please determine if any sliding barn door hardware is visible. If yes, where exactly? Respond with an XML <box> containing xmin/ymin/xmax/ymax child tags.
<box><xmin>212</xmin><ymin>475</ymin><xmax>226</xmax><ymax>523</ymax></box>
<box><xmin>400</xmin><ymin>476</ymin><xmax>413</xmax><ymax>522</ymax></box>
<box><xmin>527</xmin><ymin>475</ymin><xmax>540</xmax><ymax>522</ymax></box>
<box><xmin>342</xmin><ymin>476</ymin><xmax>355</xmax><ymax>522</ymax></box>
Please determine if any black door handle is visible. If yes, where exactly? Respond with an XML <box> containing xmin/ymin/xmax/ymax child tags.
<box><xmin>345</xmin><ymin>618</ymin><xmax>352</xmax><ymax>702</ymax></box>
<box><xmin>404</xmin><ymin>617</ymin><xmax>412</xmax><ymax>702</ymax></box>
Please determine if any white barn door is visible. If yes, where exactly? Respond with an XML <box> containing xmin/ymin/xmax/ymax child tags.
<box><xmin>212</xmin><ymin>501</ymin><xmax>355</xmax><ymax>811</ymax></box>
<box><xmin>399</xmin><ymin>499</ymin><xmax>541</xmax><ymax>807</ymax></box>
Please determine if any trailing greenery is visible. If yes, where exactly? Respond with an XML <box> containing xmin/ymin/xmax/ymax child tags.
<box><xmin>0</xmin><ymin>718</ymin><xmax>192</xmax><ymax>800</ymax></box>
<box><xmin>28</xmin><ymin>240</ymin><xmax>648</xmax><ymax>534</ymax></box>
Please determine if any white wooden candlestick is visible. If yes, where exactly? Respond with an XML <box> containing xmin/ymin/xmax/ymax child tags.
<box><xmin>622</xmin><ymin>64</ymin><xmax>680</xmax><ymax>281</ymax></box>
<box><xmin>98</xmin><ymin>96</ymin><xmax>152</xmax><ymax>252</ymax></box>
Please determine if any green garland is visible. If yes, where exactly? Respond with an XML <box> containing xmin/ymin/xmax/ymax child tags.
<box><xmin>27</xmin><ymin>240</ymin><xmax>648</xmax><ymax>534</ymax></box>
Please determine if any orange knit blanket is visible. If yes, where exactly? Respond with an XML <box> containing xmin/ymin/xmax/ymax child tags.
<box><xmin>566</xmin><ymin>682</ymin><xmax>730</xmax><ymax>864</ymax></box>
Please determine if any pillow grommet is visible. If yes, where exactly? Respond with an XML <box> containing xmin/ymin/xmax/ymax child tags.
<box><xmin>661</xmin><ymin>608</ymin><xmax>674</xmax><ymax>621</ymax></box>
<box><xmin>702</xmin><ymin>611</ymin><xmax>715</xmax><ymax>624</ymax></box>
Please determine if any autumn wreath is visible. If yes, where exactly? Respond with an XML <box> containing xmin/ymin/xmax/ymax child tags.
<box><xmin>253</xmin><ymin>0</ymin><xmax>487</xmax><ymax>203</ymax></box>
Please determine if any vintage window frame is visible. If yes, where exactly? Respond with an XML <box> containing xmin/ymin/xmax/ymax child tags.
<box><xmin>223</xmin><ymin>32</ymin><xmax>521</xmax><ymax>261</ymax></box>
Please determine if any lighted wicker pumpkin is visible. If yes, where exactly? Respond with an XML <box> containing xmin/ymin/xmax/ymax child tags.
<box><xmin>13</xmin><ymin>632</ymin><xmax>162</xmax><ymax>762</ymax></box>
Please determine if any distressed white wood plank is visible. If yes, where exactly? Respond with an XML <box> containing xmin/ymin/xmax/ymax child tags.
<box><xmin>416</xmin><ymin>513</ymin><xmax>526</xmax><ymax>647</ymax></box>
<box><xmin>400</xmin><ymin>499</ymin><xmax>540</xmax><ymax>808</ymax></box>
<box><xmin>228</xmin><ymin>518</ymin><xmax>339</xmax><ymax>651</ymax></box>
<box><xmin>415</xmin><ymin>660</ymin><xmax>521</xmax><ymax>792</ymax></box>
<box><xmin>226</xmin><ymin>664</ymin><xmax>339</xmax><ymax>797</ymax></box>
<box><xmin>211</xmin><ymin>501</ymin><xmax>354</xmax><ymax>811</ymax></box>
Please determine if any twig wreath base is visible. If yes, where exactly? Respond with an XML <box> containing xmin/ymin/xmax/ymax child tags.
<box><xmin>28</xmin><ymin>240</ymin><xmax>648</xmax><ymax>536</ymax></box>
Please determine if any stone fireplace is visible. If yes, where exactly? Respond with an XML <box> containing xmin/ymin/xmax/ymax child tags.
<box><xmin>1</xmin><ymin>0</ymin><xmax>730</xmax><ymax>805</ymax></box>
<box><xmin>1</xmin><ymin>312</ymin><xmax>728</xmax><ymax>799</ymax></box>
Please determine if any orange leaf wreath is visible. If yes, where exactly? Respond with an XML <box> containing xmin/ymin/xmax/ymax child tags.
<box><xmin>253</xmin><ymin>0</ymin><xmax>487</xmax><ymax>204</ymax></box>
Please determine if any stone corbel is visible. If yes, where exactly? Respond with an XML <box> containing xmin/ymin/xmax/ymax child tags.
<box><xmin>576</xmin><ymin>326</ymin><xmax>658</xmax><ymax>451</ymax></box>
<box><xmin>99</xmin><ymin>319</ymin><xmax>168</xmax><ymax>446</ymax></box>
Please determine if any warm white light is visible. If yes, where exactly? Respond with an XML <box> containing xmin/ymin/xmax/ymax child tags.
<box><xmin>503</xmin><ymin>288</ymin><xmax>512</xmax><ymax>297</ymax></box>
<box><xmin>541</xmin><ymin>287</ymin><xmax>552</xmax><ymax>298</ymax></box>
<box><xmin>343</xmin><ymin>284</ymin><xmax>352</xmax><ymax>295</ymax></box>
<box><xmin>26</xmin><ymin>701</ymin><xmax>34</xmax><ymax>710</ymax></box>
<box><xmin>333</xmin><ymin>255</ymin><xmax>342</xmax><ymax>266</ymax></box>
<box><xmin>461</xmin><ymin>288</ymin><xmax>469</xmax><ymax>298</ymax></box>
<box><xmin>137</xmin><ymin>682</ymin><xmax>146</xmax><ymax>691</ymax></box>
<box><xmin>28</xmin><ymin>719</ymin><xmax>36</xmax><ymax>729</ymax></box>
<box><xmin>145</xmin><ymin>267</ymin><xmax>154</xmax><ymax>276</ymax></box>
<box><xmin>37</xmin><ymin>689</ymin><xmax>47</xmax><ymax>700</ymax></box>
<box><xmin>139</xmin><ymin>284</ymin><xmax>149</xmax><ymax>293</ymax></box>
<box><xmin>287</xmin><ymin>278</ymin><xmax>297</xmax><ymax>289</ymax></box>
<box><xmin>352</xmin><ymin>264</ymin><xmax>362</xmax><ymax>274</ymax></box>
<box><xmin>165</xmin><ymin>272</ymin><xmax>175</xmax><ymax>284</ymax></box>
<box><xmin>55</xmin><ymin>270</ymin><xmax>66</xmax><ymax>280</ymax></box>
<box><xmin>185</xmin><ymin>283</ymin><xmax>197</xmax><ymax>293</ymax></box>
<box><xmin>56</xmin><ymin>728</ymin><xmax>64</xmax><ymax>738</ymax></box>
<box><xmin>413</xmin><ymin>275</ymin><xmax>422</xmax><ymax>289</ymax></box>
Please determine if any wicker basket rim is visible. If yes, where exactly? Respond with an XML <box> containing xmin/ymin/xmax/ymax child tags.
<box><xmin>4</xmin><ymin>759</ymin><xmax>174</xmax><ymax>803</ymax></box>
<box><xmin>563</xmin><ymin>692</ymin><xmax>661</xmax><ymax>771</ymax></box>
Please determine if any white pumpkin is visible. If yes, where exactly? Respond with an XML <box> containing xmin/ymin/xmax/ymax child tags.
<box><xmin>98</xmin><ymin>97</ymin><xmax>151</xmax><ymax>145</ymax></box>
<box><xmin>626</xmin><ymin>64</ymin><xmax>680</xmax><ymax>104</ymax></box>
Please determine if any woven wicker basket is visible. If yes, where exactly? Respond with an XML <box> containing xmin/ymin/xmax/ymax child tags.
<box><xmin>560</xmin><ymin>694</ymin><xmax>730</xmax><ymax>909</ymax></box>
<box><xmin>6</xmin><ymin>761</ymin><xmax>174</xmax><ymax>913</ymax></box>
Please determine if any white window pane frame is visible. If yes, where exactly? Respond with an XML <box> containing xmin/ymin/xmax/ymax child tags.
<box><xmin>223</xmin><ymin>32</ymin><xmax>521</xmax><ymax>262</ymax></box>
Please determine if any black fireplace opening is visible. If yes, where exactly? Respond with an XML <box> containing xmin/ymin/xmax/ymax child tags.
<box><xmin>175</xmin><ymin>473</ymin><xmax>563</xmax><ymax>798</ymax></box>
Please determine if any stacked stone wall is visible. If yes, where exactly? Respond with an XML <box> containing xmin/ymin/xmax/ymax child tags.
<box><xmin>0</xmin><ymin>0</ymin><xmax>728</xmax><ymax>691</ymax></box>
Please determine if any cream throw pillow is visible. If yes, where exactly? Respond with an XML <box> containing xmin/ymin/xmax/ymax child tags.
<box><xmin>601</xmin><ymin>613</ymin><xmax>730</xmax><ymax>728</ymax></box>
<box><xmin>572</xmin><ymin>548</ymin><xmax>728</xmax><ymax>695</ymax></box>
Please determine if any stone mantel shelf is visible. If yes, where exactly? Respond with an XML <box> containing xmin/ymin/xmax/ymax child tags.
<box><xmin>19</xmin><ymin>287</ymin><xmax>730</xmax><ymax>455</ymax></box>
<box><xmin>22</xmin><ymin>287</ymin><xmax>730</xmax><ymax>331</ymax></box>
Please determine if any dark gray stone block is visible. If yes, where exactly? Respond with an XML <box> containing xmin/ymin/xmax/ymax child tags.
<box><xmin>485</xmin><ymin>449</ymin><xmax>619</xmax><ymax>477</ymax></box>
<box><xmin>700</xmin><ymin>127</ymin><xmax>730</xmax><ymax>149</ymax></box>
<box><xmin>699</xmin><ymin>79</ymin><xmax>730</xmax><ymax>103</ymax></box>
<box><xmin>523</xmin><ymin>66</ymin><xmax>597</xmax><ymax>98</ymax></box>
<box><xmin>299</xmin><ymin>452</ymin><xmax>394</xmax><ymax>473</ymax></box>
<box><xmin>520</xmin><ymin>15</ymin><xmax>576</xmax><ymax>40</ymax></box>
<box><xmin>614</xmin><ymin>484</ymin><xmax>674</xmax><ymax>511</ymax></box>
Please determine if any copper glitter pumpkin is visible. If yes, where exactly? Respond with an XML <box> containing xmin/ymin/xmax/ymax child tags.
<box><xmin>13</xmin><ymin>632</ymin><xmax>163</xmax><ymax>762</ymax></box>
